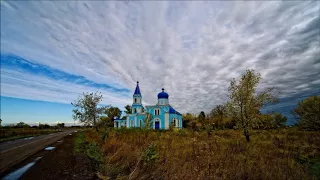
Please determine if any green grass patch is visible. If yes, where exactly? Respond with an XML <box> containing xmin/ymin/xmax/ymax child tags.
<box><xmin>309</xmin><ymin>158</ymin><xmax>320</xmax><ymax>179</ymax></box>
<box><xmin>0</xmin><ymin>134</ymin><xmax>35</xmax><ymax>143</ymax></box>
<box><xmin>74</xmin><ymin>131</ymin><xmax>104</xmax><ymax>172</ymax></box>
<box><xmin>0</xmin><ymin>129</ymin><xmax>59</xmax><ymax>143</ymax></box>
<box><xmin>74</xmin><ymin>131</ymin><xmax>87</xmax><ymax>153</ymax></box>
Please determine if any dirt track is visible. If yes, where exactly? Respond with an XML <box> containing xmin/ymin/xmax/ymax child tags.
<box><xmin>2</xmin><ymin>132</ymin><xmax>97</xmax><ymax>180</ymax></box>
<box><xmin>0</xmin><ymin>130</ymin><xmax>75</xmax><ymax>173</ymax></box>
<box><xmin>21</xmin><ymin>133</ymin><xmax>96</xmax><ymax>180</ymax></box>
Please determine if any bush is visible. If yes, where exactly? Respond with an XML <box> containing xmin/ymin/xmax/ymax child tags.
<box><xmin>294</xmin><ymin>96</ymin><xmax>320</xmax><ymax>130</ymax></box>
<box><xmin>87</xmin><ymin>143</ymin><xmax>103</xmax><ymax>163</ymax></box>
<box><xmin>142</xmin><ymin>143</ymin><xmax>158</xmax><ymax>163</ymax></box>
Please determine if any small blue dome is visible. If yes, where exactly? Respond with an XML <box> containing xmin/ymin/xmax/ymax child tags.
<box><xmin>157</xmin><ymin>88</ymin><xmax>169</xmax><ymax>99</ymax></box>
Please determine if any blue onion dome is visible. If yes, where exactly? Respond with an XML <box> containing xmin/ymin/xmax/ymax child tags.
<box><xmin>157</xmin><ymin>88</ymin><xmax>169</xmax><ymax>99</ymax></box>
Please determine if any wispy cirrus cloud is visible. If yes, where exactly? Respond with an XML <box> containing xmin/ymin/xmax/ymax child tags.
<box><xmin>1</xmin><ymin>1</ymin><xmax>319</xmax><ymax>121</ymax></box>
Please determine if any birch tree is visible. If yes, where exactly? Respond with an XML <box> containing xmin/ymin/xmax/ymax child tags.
<box><xmin>71</xmin><ymin>92</ymin><xmax>105</xmax><ymax>131</ymax></box>
<box><xmin>227</xmin><ymin>69</ymin><xmax>277</xmax><ymax>142</ymax></box>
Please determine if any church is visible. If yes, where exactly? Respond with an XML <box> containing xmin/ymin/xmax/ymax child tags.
<box><xmin>114</xmin><ymin>81</ymin><xmax>183</xmax><ymax>129</ymax></box>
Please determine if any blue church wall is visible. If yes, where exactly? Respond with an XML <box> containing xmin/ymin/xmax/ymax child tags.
<box><xmin>131</xmin><ymin>104</ymin><xmax>143</xmax><ymax>113</ymax></box>
<box><xmin>146</xmin><ymin>106</ymin><xmax>166</xmax><ymax>129</ymax></box>
<box><xmin>169</xmin><ymin>113</ymin><xmax>183</xmax><ymax>128</ymax></box>
<box><xmin>136</xmin><ymin>114</ymin><xmax>146</xmax><ymax>127</ymax></box>
<box><xmin>114</xmin><ymin>120</ymin><xmax>126</xmax><ymax>128</ymax></box>
<box><xmin>126</xmin><ymin>114</ymin><xmax>146</xmax><ymax>128</ymax></box>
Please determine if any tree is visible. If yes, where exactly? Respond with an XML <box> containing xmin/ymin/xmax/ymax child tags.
<box><xmin>143</xmin><ymin>113</ymin><xmax>153</xmax><ymax>129</ymax></box>
<box><xmin>254</xmin><ymin>112</ymin><xmax>286</xmax><ymax>129</ymax></box>
<box><xmin>210</xmin><ymin>105</ymin><xmax>226</xmax><ymax>128</ymax></box>
<box><xmin>98</xmin><ymin>116</ymin><xmax>112</xmax><ymax>131</ymax></box>
<box><xmin>98</xmin><ymin>106</ymin><xmax>122</xmax><ymax>129</ymax></box>
<box><xmin>124</xmin><ymin>105</ymin><xmax>132</xmax><ymax>114</ymax></box>
<box><xmin>273</xmin><ymin>113</ymin><xmax>287</xmax><ymax>128</ymax></box>
<box><xmin>227</xmin><ymin>69</ymin><xmax>277</xmax><ymax>142</ymax></box>
<box><xmin>16</xmin><ymin>122</ymin><xmax>30</xmax><ymax>128</ymax></box>
<box><xmin>39</xmin><ymin>123</ymin><xmax>50</xmax><ymax>129</ymax></box>
<box><xmin>293</xmin><ymin>96</ymin><xmax>320</xmax><ymax>130</ymax></box>
<box><xmin>104</xmin><ymin>106</ymin><xmax>122</xmax><ymax>121</ymax></box>
<box><xmin>256</xmin><ymin>114</ymin><xmax>274</xmax><ymax>129</ymax></box>
<box><xmin>182</xmin><ymin>113</ymin><xmax>196</xmax><ymax>128</ymax></box>
<box><xmin>198</xmin><ymin>111</ymin><xmax>206</xmax><ymax>123</ymax></box>
<box><xmin>71</xmin><ymin>92</ymin><xmax>105</xmax><ymax>131</ymax></box>
<box><xmin>57</xmin><ymin>123</ymin><xmax>65</xmax><ymax>129</ymax></box>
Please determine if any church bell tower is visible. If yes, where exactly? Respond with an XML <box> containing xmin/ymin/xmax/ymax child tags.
<box><xmin>132</xmin><ymin>81</ymin><xmax>143</xmax><ymax>114</ymax></box>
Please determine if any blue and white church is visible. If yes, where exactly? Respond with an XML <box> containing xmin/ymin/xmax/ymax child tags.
<box><xmin>114</xmin><ymin>81</ymin><xmax>182</xmax><ymax>129</ymax></box>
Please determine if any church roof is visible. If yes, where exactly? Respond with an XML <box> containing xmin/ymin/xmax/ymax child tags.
<box><xmin>157</xmin><ymin>88</ymin><xmax>169</xmax><ymax>99</ymax></box>
<box><xmin>169</xmin><ymin>106</ymin><xmax>181</xmax><ymax>115</ymax></box>
<box><xmin>134</xmin><ymin>81</ymin><xmax>141</xmax><ymax>95</ymax></box>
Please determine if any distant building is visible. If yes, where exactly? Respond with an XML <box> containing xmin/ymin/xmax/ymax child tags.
<box><xmin>114</xmin><ymin>81</ymin><xmax>182</xmax><ymax>129</ymax></box>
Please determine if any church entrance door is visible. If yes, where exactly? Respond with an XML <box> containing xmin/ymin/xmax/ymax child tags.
<box><xmin>155</xmin><ymin>121</ymin><xmax>160</xmax><ymax>129</ymax></box>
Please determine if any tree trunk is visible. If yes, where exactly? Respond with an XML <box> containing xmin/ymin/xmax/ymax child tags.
<box><xmin>93</xmin><ymin>117</ymin><xmax>99</xmax><ymax>132</ymax></box>
<box><xmin>244</xmin><ymin>128</ymin><xmax>250</xmax><ymax>142</ymax></box>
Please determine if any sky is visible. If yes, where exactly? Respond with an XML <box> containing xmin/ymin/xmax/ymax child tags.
<box><xmin>1</xmin><ymin>1</ymin><xmax>319</xmax><ymax>125</ymax></box>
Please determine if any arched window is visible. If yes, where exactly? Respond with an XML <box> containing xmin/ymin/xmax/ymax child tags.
<box><xmin>154</xmin><ymin>109</ymin><xmax>160</xmax><ymax>115</ymax></box>
<box><xmin>134</xmin><ymin>98</ymin><xmax>137</xmax><ymax>103</ymax></box>
<box><xmin>172</xmin><ymin>118</ymin><xmax>179</xmax><ymax>127</ymax></box>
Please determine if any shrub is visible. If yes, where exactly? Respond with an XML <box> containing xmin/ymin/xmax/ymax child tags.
<box><xmin>87</xmin><ymin>143</ymin><xmax>103</xmax><ymax>163</ymax></box>
<box><xmin>142</xmin><ymin>143</ymin><xmax>158</xmax><ymax>163</ymax></box>
<box><xmin>294</xmin><ymin>96</ymin><xmax>320</xmax><ymax>130</ymax></box>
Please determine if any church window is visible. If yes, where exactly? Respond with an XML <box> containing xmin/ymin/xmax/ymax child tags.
<box><xmin>134</xmin><ymin>98</ymin><xmax>137</xmax><ymax>103</ymax></box>
<box><xmin>154</xmin><ymin>109</ymin><xmax>160</xmax><ymax>115</ymax></box>
<box><xmin>172</xmin><ymin>118</ymin><xmax>179</xmax><ymax>127</ymax></box>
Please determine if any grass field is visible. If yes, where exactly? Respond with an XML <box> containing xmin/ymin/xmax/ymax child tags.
<box><xmin>75</xmin><ymin>128</ymin><xmax>320</xmax><ymax>180</ymax></box>
<box><xmin>0</xmin><ymin>128</ymin><xmax>60</xmax><ymax>143</ymax></box>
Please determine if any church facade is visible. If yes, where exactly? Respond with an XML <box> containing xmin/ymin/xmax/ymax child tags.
<box><xmin>114</xmin><ymin>81</ymin><xmax>182</xmax><ymax>129</ymax></box>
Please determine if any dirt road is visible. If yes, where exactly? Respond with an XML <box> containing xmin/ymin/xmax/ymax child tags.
<box><xmin>1</xmin><ymin>132</ymin><xmax>96</xmax><ymax>180</ymax></box>
<box><xmin>19</xmin><ymin>132</ymin><xmax>96</xmax><ymax>180</ymax></box>
<box><xmin>0</xmin><ymin>130</ymin><xmax>75</xmax><ymax>173</ymax></box>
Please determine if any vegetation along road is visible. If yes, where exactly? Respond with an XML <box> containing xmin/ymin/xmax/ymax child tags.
<box><xmin>0</xmin><ymin>130</ymin><xmax>76</xmax><ymax>174</ymax></box>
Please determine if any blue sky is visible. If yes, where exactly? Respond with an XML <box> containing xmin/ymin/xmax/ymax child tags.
<box><xmin>1</xmin><ymin>1</ymin><xmax>319</xmax><ymax>125</ymax></box>
<box><xmin>1</xmin><ymin>96</ymin><xmax>74</xmax><ymax>126</ymax></box>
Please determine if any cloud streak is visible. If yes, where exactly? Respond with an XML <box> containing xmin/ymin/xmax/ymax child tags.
<box><xmin>1</xmin><ymin>1</ymin><xmax>319</xmax><ymax>120</ymax></box>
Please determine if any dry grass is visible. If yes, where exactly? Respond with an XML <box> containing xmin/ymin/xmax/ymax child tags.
<box><xmin>83</xmin><ymin>128</ymin><xmax>320</xmax><ymax>180</ymax></box>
